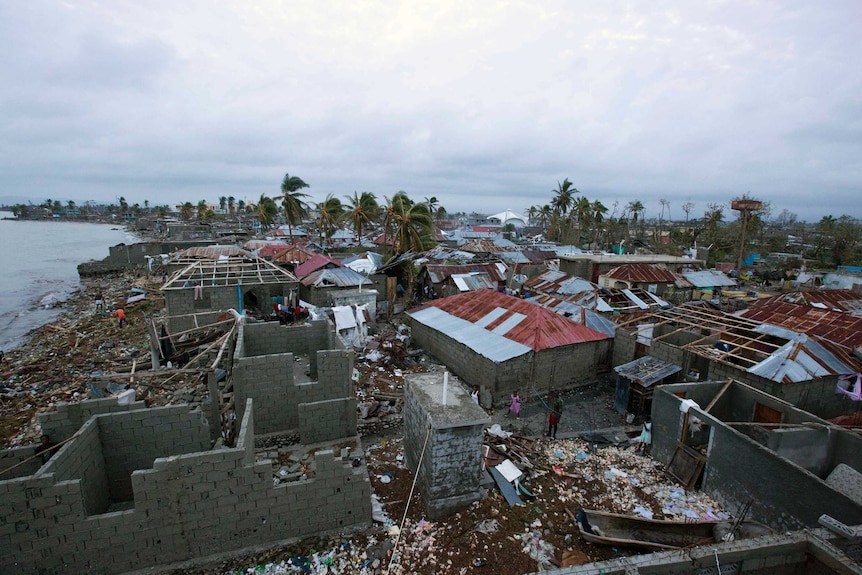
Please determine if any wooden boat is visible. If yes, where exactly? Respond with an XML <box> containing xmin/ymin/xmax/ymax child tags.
<box><xmin>575</xmin><ymin>508</ymin><xmax>772</xmax><ymax>551</ymax></box>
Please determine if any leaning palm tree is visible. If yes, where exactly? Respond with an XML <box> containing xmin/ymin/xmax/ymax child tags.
<box><xmin>387</xmin><ymin>192</ymin><xmax>433</xmax><ymax>255</ymax></box>
<box><xmin>345</xmin><ymin>191</ymin><xmax>380</xmax><ymax>242</ymax></box>
<box><xmin>317</xmin><ymin>194</ymin><xmax>344</xmax><ymax>246</ymax></box>
<box><xmin>277</xmin><ymin>173</ymin><xmax>310</xmax><ymax>241</ymax></box>
<box><xmin>256</xmin><ymin>194</ymin><xmax>278</xmax><ymax>229</ymax></box>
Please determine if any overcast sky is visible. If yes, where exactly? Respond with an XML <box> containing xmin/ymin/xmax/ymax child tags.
<box><xmin>2</xmin><ymin>1</ymin><xmax>860</xmax><ymax>222</ymax></box>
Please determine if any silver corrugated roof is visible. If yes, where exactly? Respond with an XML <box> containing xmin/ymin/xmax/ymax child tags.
<box><xmin>409</xmin><ymin>306</ymin><xmax>531</xmax><ymax>362</ymax></box>
<box><xmin>681</xmin><ymin>270</ymin><xmax>737</xmax><ymax>288</ymax></box>
<box><xmin>747</xmin><ymin>327</ymin><xmax>856</xmax><ymax>382</ymax></box>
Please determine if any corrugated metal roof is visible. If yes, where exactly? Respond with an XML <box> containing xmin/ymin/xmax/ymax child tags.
<box><xmin>449</xmin><ymin>272</ymin><xmax>497</xmax><ymax>292</ymax></box>
<box><xmin>270</xmin><ymin>244</ymin><xmax>314</xmax><ymax>264</ymax></box>
<box><xmin>526</xmin><ymin>294</ymin><xmax>617</xmax><ymax>337</ymax></box>
<box><xmin>299</xmin><ymin>267</ymin><xmax>371</xmax><ymax>288</ymax></box>
<box><xmin>408</xmin><ymin>290</ymin><xmax>610</xmax><ymax>358</ymax></box>
<box><xmin>741</xmin><ymin>302</ymin><xmax>862</xmax><ymax>348</ymax></box>
<box><xmin>423</xmin><ymin>263</ymin><xmax>507</xmax><ymax>284</ymax></box>
<box><xmin>753</xmin><ymin>289</ymin><xmax>862</xmax><ymax>313</ymax></box>
<box><xmin>603</xmin><ymin>263</ymin><xmax>678</xmax><ymax>284</ymax></box>
<box><xmin>409</xmin><ymin>306</ymin><xmax>532</xmax><ymax>362</ymax></box>
<box><xmin>614</xmin><ymin>355</ymin><xmax>682</xmax><ymax>387</ymax></box>
<box><xmin>295</xmin><ymin>254</ymin><xmax>343</xmax><ymax>278</ymax></box>
<box><xmin>523</xmin><ymin>270</ymin><xmax>597</xmax><ymax>295</ymax></box>
<box><xmin>680</xmin><ymin>270</ymin><xmax>738</xmax><ymax>288</ymax></box>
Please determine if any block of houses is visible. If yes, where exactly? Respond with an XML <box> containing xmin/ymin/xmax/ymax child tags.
<box><xmin>406</xmin><ymin>289</ymin><xmax>612</xmax><ymax>407</ymax></box>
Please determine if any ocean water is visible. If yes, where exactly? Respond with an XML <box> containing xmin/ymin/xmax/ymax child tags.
<box><xmin>0</xmin><ymin>211</ymin><xmax>135</xmax><ymax>351</ymax></box>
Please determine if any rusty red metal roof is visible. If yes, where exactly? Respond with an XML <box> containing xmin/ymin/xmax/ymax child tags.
<box><xmin>294</xmin><ymin>254</ymin><xmax>342</xmax><ymax>278</ymax></box>
<box><xmin>603</xmin><ymin>263</ymin><xmax>678</xmax><ymax>284</ymax></box>
<box><xmin>739</xmin><ymin>301</ymin><xmax>862</xmax><ymax>348</ymax></box>
<box><xmin>270</xmin><ymin>244</ymin><xmax>315</xmax><ymax>264</ymax></box>
<box><xmin>416</xmin><ymin>289</ymin><xmax>610</xmax><ymax>350</ymax></box>
<box><xmin>751</xmin><ymin>289</ymin><xmax>862</xmax><ymax>313</ymax></box>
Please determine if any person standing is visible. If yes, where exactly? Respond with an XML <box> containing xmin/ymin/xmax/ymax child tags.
<box><xmin>636</xmin><ymin>416</ymin><xmax>652</xmax><ymax>455</ymax></box>
<box><xmin>547</xmin><ymin>392</ymin><xmax>563</xmax><ymax>439</ymax></box>
<box><xmin>116</xmin><ymin>308</ymin><xmax>127</xmax><ymax>328</ymax></box>
<box><xmin>471</xmin><ymin>385</ymin><xmax>480</xmax><ymax>405</ymax></box>
<box><xmin>508</xmin><ymin>390</ymin><xmax>521</xmax><ymax>418</ymax></box>
<box><xmin>94</xmin><ymin>291</ymin><xmax>104</xmax><ymax>313</ymax></box>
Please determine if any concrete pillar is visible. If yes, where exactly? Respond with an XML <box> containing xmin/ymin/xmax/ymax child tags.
<box><xmin>403</xmin><ymin>373</ymin><xmax>490</xmax><ymax>519</ymax></box>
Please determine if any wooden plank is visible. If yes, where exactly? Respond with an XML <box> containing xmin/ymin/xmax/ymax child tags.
<box><xmin>489</xmin><ymin>466</ymin><xmax>524</xmax><ymax>507</ymax></box>
<box><xmin>704</xmin><ymin>378</ymin><xmax>733</xmax><ymax>413</ymax></box>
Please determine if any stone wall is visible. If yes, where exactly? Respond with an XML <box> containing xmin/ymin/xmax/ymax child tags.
<box><xmin>0</xmin><ymin>400</ymin><xmax>371</xmax><ymax>575</ymax></box>
<box><xmin>39</xmin><ymin>397</ymin><xmax>148</xmax><ymax>443</ymax></box>
<box><xmin>165</xmin><ymin>284</ymin><xmax>296</xmax><ymax>333</ymax></box>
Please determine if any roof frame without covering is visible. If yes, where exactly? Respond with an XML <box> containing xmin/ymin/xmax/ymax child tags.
<box><xmin>162</xmin><ymin>257</ymin><xmax>297</xmax><ymax>290</ymax></box>
<box><xmin>616</xmin><ymin>303</ymin><xmax>786</xmax><ymax>368</ymax></box>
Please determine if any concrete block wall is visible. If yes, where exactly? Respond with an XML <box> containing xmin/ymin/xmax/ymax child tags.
<box><xmin>611</xmin><ymin>328</ymin><xmax>637</xmax><ymax>367</ymax></box>
<box><xmin>651</xmin><ymin>384</ymin><xmax>862</xmax><ymax>532</ymax></box>
<box><xmin>241</xmin><ymin>319</ymin><xmax>331</xmax><ymax>377</ymax></box>
<box><xmin>39</xmin><ymin>397</ymin><xmax>147</xmax><ymax>443</ymax></box>
<box><xmin>410</xmin><ymin>319</ymin><xmax>608</xmax><ymax>407</ymax></box>
<box><xmin>232</xmin><ymin>352</ymin><xmax>295</xmax><ymax>435</ymax></box>
<box><xmin>97</xmin><ymin>406</ymin><xmax>210</xmax><ymax>502</ymax></box>
<box><xmin>0</xmin><ymin>445</ymin><xmax>43</xmax><ymax>479</ymax></box>
<box><xmin>42</xmin><ymin>417</ymin><xmax>110</xmax><ymax>516</ymax></box>
<box><xmin>0</xmin><ymin>401</ymin><xmax>372</xmax><ymax>575</ymax></box>
<box><xmin>403</xmin><ymin>374</ymin><xmax>489</xmax><ymax>519</ymax></box>
<box><xmin>298</xmin><ymin>398</ymin><xmax>357</xmax><ymax>443</ymax></box>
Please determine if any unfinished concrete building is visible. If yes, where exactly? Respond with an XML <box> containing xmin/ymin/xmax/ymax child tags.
<box><xmin>613</xmin><ymin>302</ymin><xmax>862</xmax><ymax>419</ymax></box>
<box><xmin>651</xmin><ymin>380</ymin><xmax>862</xmax><ymax>531</ymax></box>
<box><xmin>407</xmin><ymin>290</ymin><xmax>612</xmax><ymax>407</ymax></box>
<box><xmin>0</xmin><ymin>317</ymin><xmax>371</xmax><ymax>574</ymax></box>
<box><xmin>162</xmin><ymin>254</ymin><xmax>298</xmax><ymax>332</ymax></box>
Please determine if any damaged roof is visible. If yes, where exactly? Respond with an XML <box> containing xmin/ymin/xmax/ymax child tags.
<box><xmin>408</xmin><ymin>290</ymin><xmax>610</xmax><ymax>363</ymax></box>
<box><xmin>294</xmin><ymin>254</ymin><xmax>343</xmax><ymax>278</ymax></box>
<box><xmin>171</xmin><ymin>245</ymin><xmax>255</xmax><ymax>261</ymax></box>
<box><xmin>614</xmin><ymin>356</ymin><xmax>682</xmax><ymax>387</ymax></box>
<box><xmin>739</xmin><ymin>301</ymin><xmax>862</xmax><ymax>349</ymax></box>
<box><xmin>422</xmin><ymin>263</ymin><xmax>507</xmax><ymax>284</ymax></box>
<box><xmin>299</xmin><ymin>267</ymin><xmax>371</xmax><ymax>288</ymax></box>
<box><xmin>679</xmin><ymin>270</ymin><xmax>737</xmax><ymax>288</ymax></box>
<box><xmin>525</xmin><ymin>294</ymin><xmax>618</xmax><ymax>337</ymax></box>
<box><xmin>447</xmin><ymin>272</ymin><xmax>498</xmax><ymax>292</ymax></box>
<box><xmin>163</xmin><ymin>256</ymin><xmax>297</xmax><ymax>289</ymax></box>
<box><xmin>602</xmin><ymin>263</ymin><xmax>679</xmax><ymax>284</ymax></box>
<box><xmin>752</xmin><ymin>289</ymin><xmax>862</xmax><ymax>314</ymax></box>
<box><xmin>616</xmin><ymin>302</ymin><xmax>861</xmax><ymax>384</ymax></box>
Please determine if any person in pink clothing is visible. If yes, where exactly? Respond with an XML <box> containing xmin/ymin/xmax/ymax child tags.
<box><xmin>508</xmin><ymin>390</ymin><xmax>521</xmax><ymax>418</ymax></box>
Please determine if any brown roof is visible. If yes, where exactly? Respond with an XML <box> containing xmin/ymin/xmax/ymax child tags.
<box><xmin>751</xmin><ymin>289</ymin><xmax>862</xmax><ymax>313</ymax></box>
<box><xmin>739</xmin><ymin>301</ymin><xmax>862</xmax><ymax>349</ymax></box>
<box><xmin>415</xmin><ymin>289</ymin><xmax>610</xmax><ymax>350</ymax></box>
<box><xmin>603</xmin><ymin>263</ymin><xmax>678</xmax><ymax>284</ymax></box>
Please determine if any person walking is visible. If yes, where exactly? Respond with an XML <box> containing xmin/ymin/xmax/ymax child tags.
<box><xmin>636</xmin><ymin>416</ymin><xmax>652</xmax><ymax>455</ymax></box>
<box><xmin>547</xmin><ymin>392</ymin><xmax>563</xmax><ymax>439</ymax></box>
<box><xmin>508</xmin><ymin>390</ymin><xmax>521</xmax><ymax>418</ymax></box>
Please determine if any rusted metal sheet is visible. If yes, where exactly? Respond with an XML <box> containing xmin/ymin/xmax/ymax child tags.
<box><xmin>603</xmin><ymin>263</ymin><xmax>678</xmax><ymax>284</ymax></box>
<box><xmin>412</xmin><ymin>290</ymin><xmax>610</xmax><ymax>352</ymax></box>
<box><xmin>741</xmin><ymin>301</ymin><xmax>862</xmax><ymax>349</ymax></box>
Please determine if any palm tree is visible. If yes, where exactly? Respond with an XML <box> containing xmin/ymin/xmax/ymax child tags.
<box><xmin>118</xmin><ymin>197</ymin><xmax>129</xmax><ymax>213</ymax></box>
<box><xmin>256</xmin><ymin>194</ymin><xmax>278</xmax><ymax>229</ymax></box>
<box><xmin>237</xmin><ymin>199</ymin><xmax>246</xmax><ymax>213</ymax></box>
<box><xmin>277</xmin><ymin>173</ymin><xmax>310</xmax><ymax>241</ymax></box>
<box><xmin>156</xmin><ymin>205</ymin><xmax>169</xmax><ymax>218</ymax></box>
<box><xmin>345</xmin><ymin>191</ymin><xmax>380</xmax><ymax>242</ymax></box>
<box><xmin>574</xmin><ymin>196</ymin><xmax>591</xmax><ymax>246</ymax></box>
<box><xmin>180</xmin><ymin>202</ymin><xmax>194</xmax><ymax>221</ymax></box>
<box><xmin>219</xmin><ymin>196</ymin><xmax>227</xmax><ymax>212</ymax></box>
<box><xmin>384</xmin><ymin>192</ymin><xmax>433</xmax><ymax>255</ymax></box>
<box><xmin>626</xmin><ymin>200</ymin><xmax>645</xmax><ymax>238</ymax></box>
<box><xmin>227</xmin><ymin>196</ymin><xmax>236</xmax><ymax>214</ymax></box>
<box><xmin>551</xmin><ymin>179</ymin><xmax>578</xmax><ymax>240</ymax></box>
<box><xmin>538</xmin><ymin>205</ymin><xmax>552</xmax><ymax>235</ymax></box>
<box><xmin>591</xmin><ymin>200</ymin><xmax>609</xmax><ymax>247</ymax></box>
<box><xmin>317</xmin><ymin>194</ymin><xmax>344</xmax><ymax>246</ymax></box>
<box><xmin>196</xmin><ymin>200</ymin><xmax>209</xmax><ymax>221</ymax></box>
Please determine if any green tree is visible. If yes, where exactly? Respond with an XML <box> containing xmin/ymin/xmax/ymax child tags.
<box><xmin>180</xmin><ymin>202</ymin><xmax>194</xmax><ymax>221</ymax></box>
<box><xmin>384</xmin><ymin>191</ymin><xmax>433</xmax><ymax>255</ymax></box>
<box><xmin>227</xmin><ymin>196</ymin><xmax>236</xmax><ymax>214</ymax></box>
<box><xmin>277</xmin><ymin>173</ymin><xmax>310</xmax><ymax>241</ymax></box>
<box><xmin>237</xmin><ymin>199</ymin><xmax>246</xmax><ymax>213</ymax></box>
<box><xmin>316</xmin><ymin>194</ymin><xmax>344</xmax><ymax>246</ymax></box>
<box><xmin>345</xmin><ymin>191</ymin><xmax>380</xmax><ymax>242</ymax></box>
<box><xmin>219</xmin><ymin>196</ymin><xmax>227</xmax><ymax>211</ymax></box>
<box><xmin>256</xmin><ymin>194</ymin><xmax>278</xmax><ymax>229</ymax></box>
